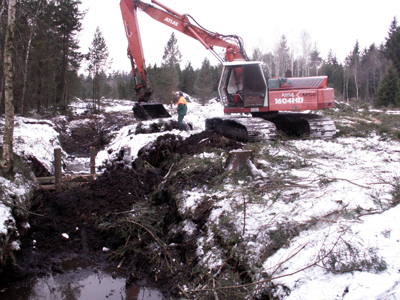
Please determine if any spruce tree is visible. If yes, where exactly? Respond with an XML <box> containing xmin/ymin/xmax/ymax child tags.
<box><xmin>395</xmin><ymin>79</ymin><xmax>400</xmax><ymax>107</ymax></box>
<box><xmin>180</xmin><ymin>62</ymin><xmax>196</xmax><ymax>95</ymax></box>
<box><xmin>385</xmin><ymin>17</ymin><xmax>400</xmax><ymax>77</ymax></box>
<box><xmin>161</xmin><ymin>32</ymin><xmax>182</xmax><ymax>103</ymax></box>
<box><xmin>275</xmin><ymin>35</ymin><xmax>290</xmax><ymax>77</ymax></box>
<box><xmin>319</xmin><ymin>50</ymin><xmax>343</xmax><ymax>96</ymax></box>
<box><xmin>52</xmin><ymin>0</ymin><xmax>84</xmax><ymax>111</ymax></box>
<box><xmin>374</xmin><ymin>64</ymin><xmax>399</xmax><ymax>107</ymax></box>
<box><xmin>86</xmin><ymin>26</ymin><xmax>110</xmax><ymax>111</ymax></box>
<box><xmin>147</xmin><ymin>63</ymin><xmax>163</xmax><ymax>101</ymax></box>
<box><xmin>310</xmin><ymin>43</ymin><xmax>322</xmax><ymax>76</ymax></box>
<box><xmin>194</xmin><ymin>58</ymin><xmax>213</xmax><ymax>105</ymax></box>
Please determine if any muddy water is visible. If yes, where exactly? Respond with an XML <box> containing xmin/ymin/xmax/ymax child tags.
<box><xmin>64</xmin><ymin>155</ymin><xmax>91</xmax><ymax>175</ymax></box>
<box><xmin>2</xmin><ymin>257</ymin><xmax>164</xmax><ymax>300</ymax></box>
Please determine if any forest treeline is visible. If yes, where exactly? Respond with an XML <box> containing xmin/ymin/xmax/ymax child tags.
<box><xmin>1</xmin><ymin>0</ymin><xmax>400</xmax><ymax>115</ymax></box>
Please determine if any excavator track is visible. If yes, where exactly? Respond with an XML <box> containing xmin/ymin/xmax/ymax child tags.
<box><xmin>266</xmin><ymin>113</ymin><xmax>336</xmax><ymax>140</ymax></box>
<box><xmin>303</xmin><ymin>114</ymin><xmax>336</xmax><ymax>139</ymax></box>
<box><xmin>206</xmin><ymin>113</ymin><xmax>336</xmax><ymax>143</ymax></box>
<box><xmin>205</xmin><ymin>116</ymin><xmax>278</xmax><ymax>142</ymax></box>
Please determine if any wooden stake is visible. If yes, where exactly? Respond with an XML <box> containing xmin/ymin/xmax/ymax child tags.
<box><xmin>90</xmin><ymin>147</ymin><xmax>96</xmax><ymax>175</ymax></box>
<box><xmin>54</xmin><ymin>148</ymin><xmax>62</xmax><ymax>192</ymax></box>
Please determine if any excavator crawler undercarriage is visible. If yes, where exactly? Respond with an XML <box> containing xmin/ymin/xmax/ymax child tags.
<box><xmin>259</xmin><ymin>113</ymin><xmax>336</xmax><ymax>140</ymax></box>
<box><xmin>205</xmin><ymin>113</ymin><xmax>336</xmax><ymax>142</ymax></box>
<box><xmin>205</xmin><ymin>116</ymin><xmax>277</xmax><ymax>142</ymax></box>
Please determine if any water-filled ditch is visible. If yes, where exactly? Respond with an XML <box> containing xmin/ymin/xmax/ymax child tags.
<box><xmin>2</xmin><ymin>257</ymin><xmax>163</xmax><ymax>300</ymax></box>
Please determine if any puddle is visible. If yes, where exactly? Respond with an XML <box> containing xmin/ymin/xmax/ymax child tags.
<box><xmin>64</xmin><ymin>156</ymin><xmax>91</xmax><ymax>175</ymax></box>
<box><xmin>2</xmin><ymin>257</ymin><xmax>164</xmax><ymax>300</ymax></box>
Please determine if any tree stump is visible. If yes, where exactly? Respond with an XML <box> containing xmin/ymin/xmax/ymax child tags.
<box><xmin>225</xmin><ymin>150</ymin><xmax>253</xmax><ymax>172</ymax></box>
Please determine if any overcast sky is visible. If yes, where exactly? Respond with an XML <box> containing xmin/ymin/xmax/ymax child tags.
<box><xmin>78</xmin><ymin>0</ymin><xmax>400</xmax><ymax>74</ymax></box>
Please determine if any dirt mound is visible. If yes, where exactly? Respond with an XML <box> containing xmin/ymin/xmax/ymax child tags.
<box><xmin>137</xmin><ymin>130</ymin><xmax>243</xmax><ymax>168</ymax></box>
<box><xmin>2</xmin><ymin>131</ymin><xmax>243</xmax><ymax>295</ymax></box>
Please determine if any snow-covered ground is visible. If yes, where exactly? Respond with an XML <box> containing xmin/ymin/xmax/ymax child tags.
<box><xmin>0</xmin><ymin>116</ymin><xmax>62</xmax><ymax>252</ymax></box>
<box><xmin>174</xmin><ymin>134</ymin><xmax>400</xmax><ymax>298</ymax></box>
<box><xmin>1</xmin><ymin>98</ymin><xmax>400</xmax><ymax>299</ymax></box>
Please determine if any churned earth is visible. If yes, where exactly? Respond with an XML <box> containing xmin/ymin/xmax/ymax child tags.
<box><xmin>1</xmin><ymin>114</ymin><xmax>243</xmax><ymax>298</ymax></box>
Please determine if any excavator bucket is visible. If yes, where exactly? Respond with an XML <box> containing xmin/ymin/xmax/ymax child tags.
<box><xmin>133</xmin><ymin>103</ymin><xmax>171</xmax><ymax>120</ymax></box>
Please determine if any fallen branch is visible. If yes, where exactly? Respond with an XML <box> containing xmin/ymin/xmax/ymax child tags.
<box><xmin>309</xmin><ymin>169</ymin><xmax>370</xmax><ymax>189</ymax></box>
<box><xmin>334</xmin><ymin>177</ymin><xmax>370</xmax><ymax>189</ymax></box>
<box><xmin>163</xmin><ymin>162</ymin><xmax>175</xmax><ymax>179</ymax></box>
<box><xmin>126</xmin><ymin>218</ymin><xmax>176</xmax><ymax>274</ymax></box>
<box><xmin>8</xmin><ymin>203</ymin><xmax>45</xmax><ymax>217</ymax></box>
<box><xmin>267</xmin><ymin>242</ymin><xmax>308</xmax><ymax>278</ymax></box>
<box><xmin>186</xmin><ymin>233</ymin><xmax>342</xmax><ymax>294</ymax></box>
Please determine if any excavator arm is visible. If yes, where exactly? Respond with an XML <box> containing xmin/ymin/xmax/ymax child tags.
<box><xmin>120</xmin><ymin>0</ymin><xmax>249</xmax><ymax>103</ymax></box>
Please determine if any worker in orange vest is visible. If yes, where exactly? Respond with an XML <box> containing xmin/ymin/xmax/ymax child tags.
<box><xmin>177</xmin><ymin>91</ymin><xmax>188</xmax><ymax>130</ymax></box>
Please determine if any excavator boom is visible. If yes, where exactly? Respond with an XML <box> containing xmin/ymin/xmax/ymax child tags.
<box><xmin>120</xmin><ymin>0</ymin><xmax>250</xmax><ymax>120</ymax></box>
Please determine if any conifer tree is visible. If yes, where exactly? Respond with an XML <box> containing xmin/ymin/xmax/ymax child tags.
<box><xmin>275</xmin><ymin>35</ymin><xmax>290</xmax><ymax>77</ymax></box>
<box><xmin>161</xmin><ymin>32</ymin><xmax>181</xmax><ymax>103</ymax></box>
<box><xmin>374</xmin><ymin>64</ymin><xmax>399</xmax><ymax>107</ymax></box>
<box><xmin>86</xmin><ymin>26</ymin><xmax>110</xmax><ymax>111</ymax></box>
<box><xmin>147</xmin><ymin>63</ymin><xmax>163</xmax><ymax>101</ymax></box>
<box><xmin>310</xmin><ymin>43</ymin><xmax>322</xmax><ymax>76</ymax></box>
<box><xmin>395</xmin><ymin>79</ymin><xmax>400</xmax><ymax>106</ymax></box>
<box><xmin>20</xmin><ymin>0</ymin><xmax>84</xmax><ymax>113</ymax></box>
<box><xmin>194</xmin><ymin>58</ymin><xmax>213</xmax><ymax>105</ymax></box>
<box><xmin>252</xmin><ymin>47</ymin><xmax>263</xmax><ymax>61</ymax></box>
<box><xmin>210</xmin><ymin>64</ymin><xmax>223</xmax><ymax>96</ymax></box>
<box><xmin>52</xmin><ymin>0</ymin><xmax>84</xmax><ymax>112</ymax></box>
<box><xmin>180</xmin><ymin>62</ymin><xmax>196</xmax><ymax>96</ymax></box>
<box><xmin>360</xmin><ymin>43</ymin><xmax>386</xmax><ymax>100</ymax></box>
<box><xmin>320</xmin><ymin>50</ymin><xmax>343</xmax><ymax>96</ymax></box>
<box><xmin>385</xmin><ymin>17</ymin><xmax>400</xmax><ymax>76</ymax></box>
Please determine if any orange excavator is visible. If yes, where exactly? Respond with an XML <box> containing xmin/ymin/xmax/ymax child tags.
<box><xmin>120</xmin><ymin>0</ymin><xmax>336</xmax><ymax>141</ymax></box>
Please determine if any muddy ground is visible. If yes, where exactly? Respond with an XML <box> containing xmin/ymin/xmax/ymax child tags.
<box><xmin>0</xmin><ymin>114</ymin><xmax>244</xmax><ymax>298</ymax></box>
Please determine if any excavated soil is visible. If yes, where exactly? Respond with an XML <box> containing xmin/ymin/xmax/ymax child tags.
<box><xmin>1</xmin><ymin>121</ymin><xmax>244</xmax><ymax>297</ymax></box>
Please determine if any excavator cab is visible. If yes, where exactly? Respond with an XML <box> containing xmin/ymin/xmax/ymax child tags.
<box><xmin>219</xmin><ymin>62</ymin><xmax>269</xmax><ymax>109</ymax></box>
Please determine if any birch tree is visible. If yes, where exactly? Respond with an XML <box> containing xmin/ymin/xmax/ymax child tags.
<box><xmin>350</xmin><ymin>41</ymin><xmax>360</xmax><ymax>100</ymax></box>
<box><xmin>300</xmin><ymin>30</ymin><xmax>312</xmax><ymax>77</ymax></box>
<box><xmin>2</xmin><ymin>0</ymin><xmax>17</xmax><ymax>172</ymax></box>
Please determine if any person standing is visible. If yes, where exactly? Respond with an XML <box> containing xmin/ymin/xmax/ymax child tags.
<box><xmin>177</xmin><ymin>91</ymin><xmax>188</xmax><ymax>130</ymax></box>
